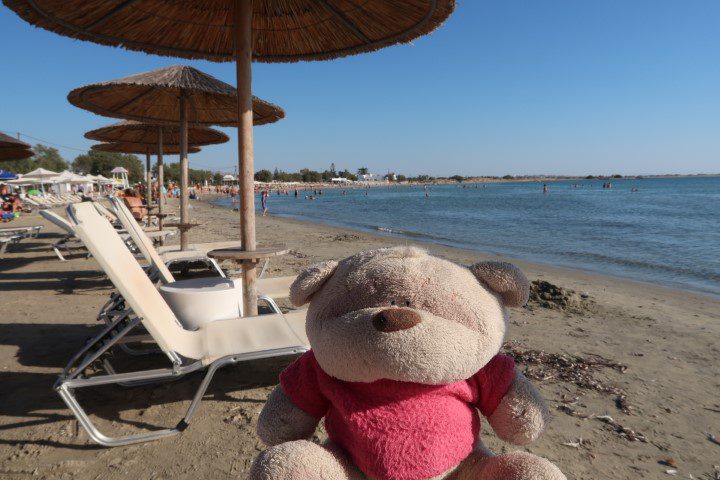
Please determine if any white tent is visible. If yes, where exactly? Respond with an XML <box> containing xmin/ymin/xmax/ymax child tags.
<box><xmin>88</xmin><ymin>174</ymin><xmax>113</xmax><ymax>184</ymax></box>
<box><xmin>23</xmin><ymin>168</ymin><xmax>59</xmax><ymax>179</ymax></box>
<box><xmin>51</xmin><ymin>171</ymin><xmax>95</xmax><ymax>194</ymax></box>
<box><xmin>16</xmin><ymin>168</ymin><xmax>59</xmax><ymax>195</ymax></box>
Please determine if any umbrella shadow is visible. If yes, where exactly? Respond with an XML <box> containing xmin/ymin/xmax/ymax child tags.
<box><xmin>0</xmin><ymin>269</ymin><xmax>110</xmax><ymax>293</ymax></box>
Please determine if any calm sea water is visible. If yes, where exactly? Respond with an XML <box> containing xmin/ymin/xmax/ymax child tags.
<box><xmin>213</xmin><ymin>177</ymin><xmax>720</xmax><ymax>297</ymax></box>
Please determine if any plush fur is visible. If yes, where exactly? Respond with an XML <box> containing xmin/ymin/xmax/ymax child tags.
<box><xmin>251</xmin><ymin>247</ymin><xmax>565</xmax><ymax>480</ymax></box>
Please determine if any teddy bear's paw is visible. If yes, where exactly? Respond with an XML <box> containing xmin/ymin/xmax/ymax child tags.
<box><xmin>476</xmin><ymin>452</ymin><xmax>566</xmax><ymax>480</ymax></box>
<box><xmin>248</xmin><ymin>440</ymin><xmax>364</xmax><ymax>480</ymax></box>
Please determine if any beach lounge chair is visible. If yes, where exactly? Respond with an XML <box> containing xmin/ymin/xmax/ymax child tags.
<box><xmin>0</xmin><ymin>234</ymin><xmax>21</xmax><ymax>254</ymax></box>
<box><xmin>108</xmin><ymin>196</ymin><xmax>223</xmax><ymax>275</ymax></box>
<box><xmin>0</xmin><ymin>226</ymin><xmax>43</xmax><ymax>255</ymax></box>
<box><xmin>39</xmin><ymin>210</ymin><xmax>86</xmax><ymax>260</ymax></box>
<box><xmin>102</xmin><ymin>196</ymin><xmax>289</xmax><ymax>339</ymax></box>
<box><xmin>108</xmin><ymin>196</ymin><xmax>295</xmax><ymax>301</ymax></box>
<box><xmin>99</xmin><ymin>199</ymin><xmax>173</xmax><ymax>237</ymax></box>
<box><xmin>0</xmin><ymin>225</ymin><xmax>43</xmax><ymax>238</ymax></box>
<box><xmin>58</xmin><ymin>202</ymin><xmax>308</xmax><ymax>446</ymax></box>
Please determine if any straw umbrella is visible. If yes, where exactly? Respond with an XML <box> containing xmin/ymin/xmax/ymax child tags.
<box><xmin>3</xmin><ymin>0</ymin><xmax>456</xmax><ymax>315</ymax></box>
<box><xmin>67</xmin><ymin>65</ymin><xmax>284</xmax><ymax>251</ymax></box>
<box><xmin>91</xmin><ymin>143</ymin><xmax>201</xmax><ymax>154</ymax></box>
<box><xmin>86</xmin><ymin>120</ymin><xmax>228</xmax><ymax>223</ymax></box>
<box><xmin>0</xmin><ymin>147</ymin><xmax>34</xmax><ymax>161</ymax></box>
<box><xmin>0</xmin><ymin>132</ymin><xmax>33</xmax><ymax>161</ymax></box>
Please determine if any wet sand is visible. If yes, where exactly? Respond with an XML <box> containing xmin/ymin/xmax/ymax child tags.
<box><xmin>1</xmin><ymin>195</ymin><xmax>719</xmax><ymax>479</ymax></box>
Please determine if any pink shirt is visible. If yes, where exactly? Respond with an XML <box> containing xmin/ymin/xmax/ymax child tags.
<box><xmin>280</xmin><ymin>351</ymin><xmax>516</xmax><ymax>480</ymax></box>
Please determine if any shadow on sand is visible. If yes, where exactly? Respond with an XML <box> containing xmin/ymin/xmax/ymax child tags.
<box><xmin>0</xmin><ymin>322</ymin><xmax>295</xmax><ymax>449</ymax></box>
<box><xmin>0</xmin><ymin>268</ymin><xmax>110</xmax><ymax>292</ymax></box>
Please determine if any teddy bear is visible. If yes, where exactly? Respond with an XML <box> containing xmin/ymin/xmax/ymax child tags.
<box><xmin>249</xmin><ymin>247</ymin><xmax>565</xmax><ymax>480</ymax></box>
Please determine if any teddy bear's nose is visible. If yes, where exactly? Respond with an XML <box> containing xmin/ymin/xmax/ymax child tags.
<box><xmin>372</xmin><ymin>308</ymin><xmax>422</xmax><ymax>332</ymax></box>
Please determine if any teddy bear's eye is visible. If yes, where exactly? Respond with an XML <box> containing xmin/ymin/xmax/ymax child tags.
<box><xmin>405</xmin><ymin>300</ymin><xmax>411</xmax><ymax>307</ymax></box>
<box><xmin>390</xmin><ymin>300</ymin><xmax>396</xmax><ymax>306</ymax></box>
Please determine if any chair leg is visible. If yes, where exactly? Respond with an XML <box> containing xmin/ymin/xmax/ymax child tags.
<box><xmin>52</xmin><ymin>234</ymin><xmax>73</xmax><ymax>261</ymax></box>
<box><xmin>52</xmin><ymin>242</ymin><xmax>66</xmax><ymax>261</ymax></box>
<box><xmin>55</xmin><ymin>367</ymin><xmax>197</xmax><ymax>447</ymax></box>
<box><xmin>208</xmin><ymin>257</ymin><xmax>226</xmax><ymax>278</ymax></box>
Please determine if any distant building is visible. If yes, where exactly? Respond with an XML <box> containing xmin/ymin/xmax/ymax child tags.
<box><xmin>331</xmin><ymin>177</ymin><xmax>353</xmax><ymax>184</ymax></box>
<box><xmin>357</xmin><ymin>173</ymin><xmax>385</xmax><ymax>182</ymax></box>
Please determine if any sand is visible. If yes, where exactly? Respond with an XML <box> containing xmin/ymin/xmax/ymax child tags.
<box><xmin>1</xmin><ymin>194</ymin><xmax>719</xmax><ymax>480</ymax></box>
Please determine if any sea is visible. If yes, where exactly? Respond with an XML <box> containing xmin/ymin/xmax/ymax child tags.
<box><xmin>213</xmin><ymin>176</ymin><xmax>720</xmax><ymax>297</ymax></box>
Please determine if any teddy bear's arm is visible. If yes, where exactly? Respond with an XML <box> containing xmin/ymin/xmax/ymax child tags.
<box><xmin>487</xmin><ymin>370</ymin><xmax>550</xmax><ymax>445</ymax></box>
<box><xmin>256</xmin><ymin>385</ymin><xmax>321</xmax><ymax>446</ymax></box>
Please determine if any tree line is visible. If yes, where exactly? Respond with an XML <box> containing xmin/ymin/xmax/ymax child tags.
<box><xmin>3</xmin><ymin>145</ymin><xmax>219</xmax><ymax>184</ymax></box>
<box><xmin>4</xmin><ymin>145</ymin><xmax>496</xmax><ymax>185</ymax></box>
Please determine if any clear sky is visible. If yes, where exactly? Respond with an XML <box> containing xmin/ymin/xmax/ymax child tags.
<box><xmin>2</xmin><ymin>1</ymin><xmax>720</xmax><ymax>177</ymax></box>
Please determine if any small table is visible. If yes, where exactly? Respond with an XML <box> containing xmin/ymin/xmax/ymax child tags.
<box><xmin>149</xmin><ymin>212</ymin><xmax>170</xmax><ymax>227</ymax></box>
<box><xmin>163</xmin><ymin>222</ymin><xmax>200</xmax><ymax>233</ymax></box>
<box><xmin>207</xmin><ymin>244</ymin><xmax>289</xmax><ymax>278</ymax></box>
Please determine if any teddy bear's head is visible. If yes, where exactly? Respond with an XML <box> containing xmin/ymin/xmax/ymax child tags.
<box><xmin>290</xmin><ymin>247</ymin><xmax>529</xmax><ymax>385</ymax></box>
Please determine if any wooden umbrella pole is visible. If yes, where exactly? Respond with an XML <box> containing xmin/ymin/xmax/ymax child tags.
<box><xmin>145</xmin><ymin>147</ymin><xmax>152</xmax><ymax>210</ymax></box>
<box><xmin>235</xmin><ymin>0</ymin><xmax>258</xmax><ymax>316</ymax></box>
<box><xmin>157</xmin><ymin>126</ymin><xmax>164</xmax><ymax>231</ymax></box>
<box><xmin>179</xmin><ymin>93</ymin><xmax>189</xmax><ymax>251</ymax></box>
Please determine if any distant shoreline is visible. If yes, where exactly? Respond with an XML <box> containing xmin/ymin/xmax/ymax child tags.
<box><xmin>249</xmin><ymin>173</ymin><xmax>720</xmax><ymax>189</ymax></box>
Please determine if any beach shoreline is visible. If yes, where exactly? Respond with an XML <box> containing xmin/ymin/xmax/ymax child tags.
<box><xmin>1</xmin><ymin>198</ymin><xmax>719</xmax><ymax>479</ymax></box>
<box><xmin>205</xmin><ymin>191</ymin><xmax>720</xmax><ymax>300</ymax></box>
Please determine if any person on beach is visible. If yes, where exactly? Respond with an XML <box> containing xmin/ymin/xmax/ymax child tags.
<box><xmin>1</xmin><ymin>185</ymin><xmax>22</xmax><ymax>215</ymax></box>
<box><xmin>261</xmin><ymin>190</ymin><xmax>268</xmax><ymax>216</ymax></box>
<box><xmin>122</xmin><ymin>188</ymin><xmax>147</xmax><ymax>222</ymax></box>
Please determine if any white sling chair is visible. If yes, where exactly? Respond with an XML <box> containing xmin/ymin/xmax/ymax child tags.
<box><xmin>102</xmin><ymin>197</ymin><xmax>294</xmax><ymax>360</ymax></box>
<box><xmin>0</xmin><ymin>226</ymin><xmax>43</xmax><ymax>255</ymax></box>
<box><xmin>58</xmin><ymin>202</ymin><xmax>308</xmax><ymax>447</ymax></box>
<box><xmin>40</xmin><ymin>209</ymin><xmax>139</xmax><ymax>261</ymax></box>
<box><xmin>0</xmin><ymin>225</ymin><xmax>43</xmax><ymax>238</ymax></box>
<box><xmin>108</xmin><ymin>195</ymin><xmax>295</xmax><ymax>298</ymax></box>
<box><xmin>102</xmin><ymin>197</ymin><xmax>287</xmax><ymax>354</ymax></box>
<box><xmin>95</xmin><ymin>200</ymin><xmax>173</xmax><ymax>241</ymax></box>
<box><xmin>108</xmin><ymin>196</ymin><xmax>225</xmax><ymax>278</ymax></box>
<box><xmin>39</xmin><ymin>210</ymin><xmax>87</xmax><ymax>260</ymax></box>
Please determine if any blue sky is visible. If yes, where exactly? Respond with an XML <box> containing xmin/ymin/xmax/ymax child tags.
<box><xmin>2</xmin><ymin>1</ymin><xmax>720</xmax><ymax>177</ymax></box>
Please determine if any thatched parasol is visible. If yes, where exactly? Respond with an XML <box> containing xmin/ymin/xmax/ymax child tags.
<box><xmin>0</xmin><ymin>132</ymin><xmax>30</xmax><ymax>149</ymax></box>
<box><xmin>86</xmin><ymin>120</ymin><xmax>228</xmax><ymax>209</ymax></box>
<box><xmin>2</xmin><ymin>1</ymin><xmax>455</xmax><ymax>62</ymax></box>
<box><xmin>0</xmin><ymin>132</ymin><xmax>34</xmax><ymax>161</ymax></box>
<box><xmin>68</xmin><ymin>66</ymin><xmax>284</xmax><ymax>126</ymax></box>
<box><xmin>0</xmin><ymin>147</ymin><xmax>34</xmax><ymax>161</ymax></box>
<box><xmin>69</xmin><ymin>65</ymin><xmax>283</xmax><ymax>251</ymax></box>
<box><xmin>85</xmin><ymin>120</ymin><xmax>229</xmax><ymax>145</ymax></box>
<box><xmin>4</xmin><ymin>0</ymin><xmax>456</xmax><ymax>315</ymax></box>
<box><xmin>91</xmin><ymin>142</ymin><xmax>201</xmax><ymax>155</ymax></box>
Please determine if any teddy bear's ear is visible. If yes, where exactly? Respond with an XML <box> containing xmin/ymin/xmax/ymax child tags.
<box><xmin>469</xmin><ymin>261</ymin><xmax>530</xmax><ymax>307</ymax></box>
<box><xmin>289</xmin><ymin>260</ymin><xmax>339</xmax><ymax>306</ymax></box>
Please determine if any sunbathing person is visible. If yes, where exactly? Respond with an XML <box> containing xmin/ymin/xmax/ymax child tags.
<box><xmin>0</xmin><ymin>185</ymin><xmax>22</xmax><ymax>214</ymax></box>
<box><xmin>122</xmin><ymin>188</ymin><xmax>147</xmax><ymax>222</ymax></box>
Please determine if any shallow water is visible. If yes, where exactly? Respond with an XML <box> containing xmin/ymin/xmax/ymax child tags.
<box><xmin>214</xmin><ymin>177</ymin><xmax>720</xmax><ymax>297</ymax></box>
